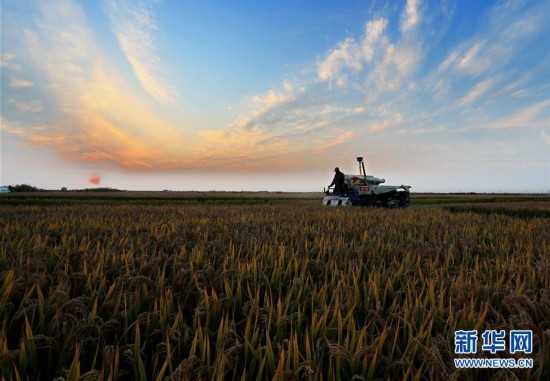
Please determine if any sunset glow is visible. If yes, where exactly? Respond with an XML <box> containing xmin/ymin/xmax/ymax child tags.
<box><xmin>1</xmin><ymin>0</ymin><xmax>549</xmax><ymax>192</ymax></box>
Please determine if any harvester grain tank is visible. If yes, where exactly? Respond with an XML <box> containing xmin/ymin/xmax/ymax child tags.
<box><xmin>323</xmin><ymin>157</ymin><xmax>411</xmax><ymax>207</ymax></box>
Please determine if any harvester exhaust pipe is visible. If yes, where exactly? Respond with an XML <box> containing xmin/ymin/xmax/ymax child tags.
<box><xmin>357</xmin><ymin>157</ymin><xmax>366</xmax><ymax>176</ymax></box>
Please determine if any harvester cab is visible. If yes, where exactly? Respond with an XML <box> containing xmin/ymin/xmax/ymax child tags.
<box><xmin>323</xmin><ymin>157</ymin><xmax>411</xmax><ymax>207</ymax></box>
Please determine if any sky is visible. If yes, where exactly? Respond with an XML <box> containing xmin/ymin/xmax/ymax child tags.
<box><xmin>1</xmin><ymin>0</ymin><xmax>549</xmax><ymax>192</ymax></box>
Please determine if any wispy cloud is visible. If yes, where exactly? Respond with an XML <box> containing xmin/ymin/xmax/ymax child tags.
<box><xmin>460</xmin><ymin>78</ymin><xmax>497</xmax><ymax>106</ymax></box>
<box><xmin>438</xmin><ymin>40</ymin><xmax>490</xmax><ymax>76</ymax></box>
<box><xmin>9</xmin><ymin>78</ymin><xmax>34</xmax><ymax>88</ymax></box>
<box><xmin>433</xmin><ymin>1</ymin><xmax>548</xmax><ymax>81</ymax></box>
<box><xmin>104</xmin><ymin>0</ymin><xmax>178</xmax><ymax>105</ymax></box>
<box><xmin>483</xmin><ymin>99</ymin><xmax>550</xmax><ymax>130</ymax></box>
<box><xmin>251</xmin><ymin>90</ymin><xmax>291</xmax><ymax>106</ymax></box>
<box><xmin>314</xmin><ymin>130</ymin><xmax>356</xmax><ymax>154</ymax></box>
<box><xmin>367</xmin><ymin>0</ymin><xmax>423</xmax><ymax>96</ymax></box>
<box><xmin>0</xmin><ymin>117</ymin><xmax>25</xmax><ymax>135</ymax></box>
<box><xmin>317</xmin><ymin>18</ymin><xmax>388</xmax><ymax>87</ymax></box>
<box><xmin>303</xmin><ymin>0</ymin><xmax>546</xmax><ymax>167</ymax></box>
<box><xmin>2</xmin><ymin>0</ymin><xmax>548</xmax><ymax>180</ymax></box>
<box><xmin>0</xmin><ymin>53</ymin><xmax>21</xmax><ymax>71</ymax></box>
<box><xmin>8</xmin><ymin>99</ymin><xmax>43</xmax><ymax>112</ymax></box>
<box><xmin>317</xmin><ymin>38</ymin><xmax>364</xmax><ymax>87</ymax></box>
<box><xmin>6</xmin><ymin>0</ymin><xmax>186</xmax><ymax>169</ymax></box>
<box><xmin>317</xmin><ymin>0</ymin><xmax>422</xmax><ymax>96</ymax></box>
<box><xmin>201</xmin><ymin>0</ymin><xmax>424</xmax><ymax>161</ymax></box>
<box><xmin>401</xmin><ymin>0</ymin><xmax>420</xmax><ymax>32</ymax></box>
<box><xmin>197</xmin><ymin>125</ymin><xmax>289</xmax><ymax>167</ymax></box>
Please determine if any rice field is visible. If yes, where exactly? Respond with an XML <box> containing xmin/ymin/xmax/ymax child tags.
<box><xmin>0</xmin><ymin>193</ymin><xmax>548</xmax><ymax>380</ymax></box>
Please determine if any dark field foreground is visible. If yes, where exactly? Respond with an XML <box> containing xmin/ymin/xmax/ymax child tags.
<box><xmin>0</xmin><ymin>194</ymin><xmax>549</xmax><ymax>380</ymax></box>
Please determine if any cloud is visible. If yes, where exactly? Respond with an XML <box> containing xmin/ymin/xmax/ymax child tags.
<box><xmin>459</xmin><ymin>78</ymin><xmax>497</xmax><ymax>106</ymax></box>
<box><xmin>212</xmin><ymin>1</ymin><xmax>426</xmax><ymax>161</ymax></box>
<box><xmin>314</xmin><ymin>130</ymin><xmax>356</xmax><ymax>154</ymax></box>
<box><xmin>369</xmin><ymin>112</ymin><xmax>404</xmax><ymax>133</ymax></box>
<box><xmin>0</xmin><ymin>117</ymin><xmax>25</xmax><ymax>135</ymax></box>
<box><xmin>423</xmin><ymin>0</ymin><xmax>549</xmax><ymax>134</ymax></box>
<box><xmin>318</xmin><ymin>38</ymin><xmax>363</xmax><ymax>87</ymax></box>
<box><xmin>8</xmin><ymin>0</ymin><xmax>187</xmax><ymax>170</ymax></box>
<box><xmin>0</xmin><ymin>53</ymin><xmax>21</xmax><ymax>71</ymax></box>
<box><xmin>435</xmin><ymin>1</ymin><xmax>548</xmax><ymax>81</ymax></box>
<box><xmin>251</xmin><ymin>90</ymin><xmax>291</xmax><ymax>106</ymax></box>
<box><xmin>2</xmin><ymin>0</ymin><xmax>548</xmax><ymax>179</ymax></box>
<box><xmin>6</xmin><ymin>0</ymin><xmax>306</xmax><ymax>173</ymax></box>
<box><xmin>317</xmin><ymin>1</ymin><xmax>422</xmax><ymax>95</ymax></box>
<box><xmin>409</xmin><ymin>126</ymin><xmax>447</xmax><ymax>135</ymax></box>
<box><xmin>365</xmin><ymin>1</ymin><xmax>424</xmax><ymax>95</ymax></box>
<box><xmin>483</xmin><ymin>99</ymin><xmax>550</xmax><ymax>130</ymax></box>
<box><xmin>401</xmin><ymin>0</ymin><xmax>420</xmax><ymax>33</ymax></box>
<box><xmin>198</xmin><ymin>81</ymin><xmax>369</xmax><ymax>163</ymax></box>
<box><xmin>366</xmin><ymin>40</ymin><xmax>421</xmax><ymax>95</ymax></box>
<box><xmin>195</xmin><ymin>117</ymin><xmax>296</xmax><ymax>172</ymax></box>
<box><xmin>198</xmin><ymin>126</ymin><xmax>288</xmax><ymax>154</ymax></box>
<box><xmin>241</xmin><ymin>1</ymin><xmax>417</xmax><ymax>159</ymax></box>
<box><xmin>9</xmin><ymin>78</ymin><xmax>34</xmax><ymax>88</ymax></box>
<box><xmin>361</xmin><ymin>18</ymin><xmax>389</xmax><ymax>62</ymax></box>
<box><xmin>435</xmin><ymin>40</ymin><xmax>491</xmax><ymax>77</ymax></box>
<box><xmin>317</xmin><ymin>18</ymin><xmax>388</xmax><ymax>87</ymax></box>
<box><xmin>8</xmin><ymin>99</ymin><xmax>43</xmax><ymax>112</ymax></box>
<box><xmin>457</xmin><ymin>41</ymin><xmax>488</xmax><ymax>75</ymax></box>
<box><xmin>104</xmin><ymin>0</ymin><xmax>178</xmax><ymax>104</ymax></box>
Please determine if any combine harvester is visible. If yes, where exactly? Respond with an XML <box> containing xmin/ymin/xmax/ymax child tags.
<box><xmin>323</xmin><ymin>157</ymin><xmax>411</xmax><ymax>207</ymax></box>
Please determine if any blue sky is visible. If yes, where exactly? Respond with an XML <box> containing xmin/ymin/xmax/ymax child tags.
<box><xmin>1</xmin><ymin>0</ymin><xmax>549</xmax><ymax>192</ymax></box>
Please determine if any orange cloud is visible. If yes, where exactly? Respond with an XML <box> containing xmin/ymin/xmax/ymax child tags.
<box><xmin>10</xmin><ymin>78</ymin><xmax>34</xmax><ymax>87</ymax></box>
<box><xmin>4</xmin><ymin>0</ymin><xmax>362</xmax><ymax>175</ymax></box>
<box><xmin>17</xmin><ymin>1</ymin><xmax>192</xmax><ymax>170</ymax></box>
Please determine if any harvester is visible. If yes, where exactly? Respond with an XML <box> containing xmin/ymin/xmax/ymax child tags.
<box><xmin>323</xmin><ymin>157</ymin><xmax>411</xmax><ymax>207</ymax></box>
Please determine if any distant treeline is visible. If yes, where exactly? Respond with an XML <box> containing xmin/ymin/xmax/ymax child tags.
<box><xmin>6</xmin><ymin>184</ymin><xmax>123</xmax><ymax>192</ymax></box>
<box><xmin>6</xmin><ymin>184</ymin><xmax>44</xmax><ymax>192</ymax></box>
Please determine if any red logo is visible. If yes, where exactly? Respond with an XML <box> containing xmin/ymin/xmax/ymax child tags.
<box><xmin>360</xmin><ymin>186</ymin><xmax>370</xmax><ymax>192</ymax></box>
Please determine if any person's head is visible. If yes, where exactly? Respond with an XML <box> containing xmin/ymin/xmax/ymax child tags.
<box><xmin>334</xmin><ymin>167</ymin><xmax>340</xmax><ymax>173</ymax></box>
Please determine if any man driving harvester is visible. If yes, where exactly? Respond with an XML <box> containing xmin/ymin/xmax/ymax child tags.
<box><xmin>328</xmin><ymin>167</ymin><xmax>346</xmax><ymax>195</ymax></box>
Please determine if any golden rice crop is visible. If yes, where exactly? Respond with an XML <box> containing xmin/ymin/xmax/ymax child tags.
<box><xmin>0</xmin><ymin>198</ymin><xmax>548</xmax><ymax>380</ymax></box>
<box><xmin>446</xmin><ymin>201</ymin><xmax>550</xmax><ymax>219</ymax></box>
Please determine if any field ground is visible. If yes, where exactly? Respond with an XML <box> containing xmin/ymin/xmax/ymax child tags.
<box><xmin>1</xmin><ymin>192</ymin><xmax>548</xmax><ymax>380</ymax></box>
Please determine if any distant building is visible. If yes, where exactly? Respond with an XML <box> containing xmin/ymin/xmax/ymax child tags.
<box><xmin>0</xmin><ymin>186</ymin><xmax>10</xmax><ymax>193</ymax></box>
